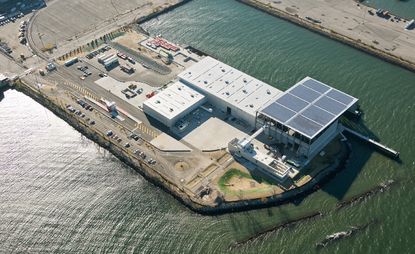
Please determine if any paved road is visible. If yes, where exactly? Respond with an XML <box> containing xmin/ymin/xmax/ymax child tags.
<box><xmin>111</xmin><ymin>42</ymin><xmax>171</xmax><ymax>75</ymax></box>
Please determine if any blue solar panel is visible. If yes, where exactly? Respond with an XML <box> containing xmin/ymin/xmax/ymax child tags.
<box><xmin>315</xmin><ymin>96</ymin><xmax>346</xmax><ymax>115</ymax></box>
<box><xmin>259</xmin><ymin>78</ymin><xmax>357</xmax><ymax>138</ymax></box>
<box><xmin>326</xmin><ymin>89</ymin><xmax>354</xmax><ymax>105</ymax></box>
<box><xmin>261</xmin><ymin>103</ymin><xmax>296</xmax><ymax>123</ymax></box>
<box><xmin>287</xmin><ymin>115</ymin><xmax>322</xmax><ymax>137</ymax></box>
<box><xmin>301</xmin><ymin>105</ymin><xmax>335</xmax><ymax>126</ymax></box>
<box><xmin>275</xmin><ymin>93</ymin><xmax>308</xmax><ymax>112</ymax></box>
<box><xmin>302</xmin><ymin>79</ymin><xmax>330</xmax><ymax>94</ymax></box>
<box><xmin>290</xmin><ymin>85</ymin><xmax>321</xmax><ymax>103</ymax></box>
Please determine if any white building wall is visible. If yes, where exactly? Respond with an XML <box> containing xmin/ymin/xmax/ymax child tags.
<box><xmin>308</xmin><ymin>120</ymin><xmax>339</xmax><ymax>157</ymax></box>
<box><xmin>143</xmin><ymin>98</ymin><xmax>205</xmax><ymax>128</ymax></box>
<box><xmin>143</xmin><ymin>103</ymin><xmax>172</xmax><ymax>127</ymax></box>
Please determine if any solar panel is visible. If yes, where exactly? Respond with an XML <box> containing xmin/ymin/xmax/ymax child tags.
<box><xmin>301</xmin><ymin>105</ymin><xmax>335</xmax><ymax>126</ymax></box>
<box><xmin>290</xmin><ymin>85</ymin><xmax>321</xmax><ymax>103</ymax></box>
<box><xmin>259</xmin><ymin>77</ymin><xmax>357</xmax><ymax>139</ymax></box>
<box><xmin>315</xmin><ymin>96</ymin><xmax>346</xmax><ymax>115</ymax></box>
<box><xmin>302</xmin><ymin>79</ymin><xmax>330</xmax><ymax>94</ymax></box>
<box><xmin>262</xmin><ymin>103</ymin><xmax>296</xmax><ymax>123</ymax></box>
<box><xmin>275</xmin><ymin>93</ymin><xmax>308</xmax><ymax>112</ymax></box>
<box><xmin>326</xmin><ymin>89</ymin><xmax>354</xmax><ymax>105</ymax></box>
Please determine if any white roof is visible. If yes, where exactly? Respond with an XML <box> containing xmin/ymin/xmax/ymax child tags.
<box><xmin>178</xmin><ymin>56</ymin><xmax>282</xmax><ymax>117</ymax></box>
<box><xmin>143</xmin><ymin>81</ymin><xmax>205</xmax><ymax>120</ymax></box>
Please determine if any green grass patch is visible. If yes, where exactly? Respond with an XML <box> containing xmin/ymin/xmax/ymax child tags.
<box><xmin>218</xmin><ymin>168</ymin><xmax>252</xmax><ymax>191</ymax></box>
<box><xmin>218</xmin><ymin>169</ymin><xmax>274</xmax><ymax>195</ymax></box>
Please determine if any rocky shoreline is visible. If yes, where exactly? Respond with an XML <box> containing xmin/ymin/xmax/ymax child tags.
<box><xmin>9</xmin><ymin>80</ymin><xmax>352</xmax><ymax>215</ymax></box>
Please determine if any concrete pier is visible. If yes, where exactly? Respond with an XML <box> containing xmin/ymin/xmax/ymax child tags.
<box><xmin>236</xmin><ymin>0</ymin><xmax>415</xmax><ymax>72</ymax></box>
<box><xmin>343</xmin><ymin>127</ymin><xmax>400</xmax><ymax>159</ymax></box>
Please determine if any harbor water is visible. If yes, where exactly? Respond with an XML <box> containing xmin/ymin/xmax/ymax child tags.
<box><xmin>1</xmin><ymin>0</ymin><xmax>415</xmax><ymax>253</ymax></box>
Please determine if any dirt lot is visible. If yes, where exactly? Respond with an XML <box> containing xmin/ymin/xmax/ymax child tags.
<box><xmin>29</xmin><ymin>0</ymin><xmax>182</xmax><ymax>59</ymax></box>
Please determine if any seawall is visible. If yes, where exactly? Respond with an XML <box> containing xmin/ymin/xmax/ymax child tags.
<box><xmin>136</xmin><ymin>0</ymin><xmax>193</xmax><ymax>24</ymax></box>
<box><xmin>236</xmin><ymin>0</ymin><xmax>415</xmax><ymax>73</ymax></box>
<box><xmin>13</xmin><ymin>80</ymin><xmax>351</xmax><ymax>215</ymax></box>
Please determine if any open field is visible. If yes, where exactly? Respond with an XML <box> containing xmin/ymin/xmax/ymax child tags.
<box><xmin>29</xmin><ymin>0</ymin><xmax>183</xmax><ymax>59</ymax></box>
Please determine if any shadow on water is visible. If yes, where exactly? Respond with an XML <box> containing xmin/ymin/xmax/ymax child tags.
<box><xmin>321</xmin><ymin>115</ymin><xmax>399</xmax><ymax>201</ymax></box>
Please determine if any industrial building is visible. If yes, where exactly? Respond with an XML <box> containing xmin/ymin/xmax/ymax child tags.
<box><xmin>143</xmin><ymin>56</ymin><xmax>358</xmax><ymax>181</ymax></box>
<box><xmin>143</xmin><ymin>81</ymin><xmax>206</xmax><ymax>127</ymax></box>
<box><xmin>178</xmin><ymin>56</ymin><xmax>282</xmax><ymax>127</ymax></box>
<box><xmin>257</xmin><ymin>77</ymin><xmax>358</xmax><ymax>159</ymax></box>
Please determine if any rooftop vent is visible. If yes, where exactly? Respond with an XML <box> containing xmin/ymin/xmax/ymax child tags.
<box><xmin>225</xmin><ymin>92</ymin><xmax>230</xmax><ymax>96</ymax></box>
<box><xmin>169</xmin><ymin>108</ymin><xmax>174</xmax><ymax>112</ymax></box>
<box><xmin>266</xmin><ymin>89</ymin><xmax>271</xmax><ymax>95</ymax></box>
<box><xmin>242</xmin><ymin>89</ymin><xmax>247</xmax><ymax>94</ymax></box>
<box><xmin>204</xmin><ymin>80</ymin><xmax>208</xmax><ymax>84</ymax></box>
<box><xmin>156</xmin><ymin>100</ymin><xmax>161</xmax><ymax>104</ymax></box>
<box><xmin>225</xmin><ymin>81</ymin><xmax>229</xmax><ymax>84</ymax></box>
<box><xmin>249</xmin><ymin>104</ymin><xmax>254</xmax><ymax>108</ymax></box>
<box><xmin>221</xmin><ymin>69</ymin><xmax>226</xmax><ymax>72</ymax></box>
<box><xmin>243</xmin><ymin>78</ymin><xmax>247</xmax><ymax>83</ymax></box>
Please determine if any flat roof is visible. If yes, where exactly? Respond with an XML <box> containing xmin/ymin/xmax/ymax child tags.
<box><xmin>178</xmin><ymin>56</ymin><xmax>282</xmax><ymax>117</ymax></box>
<box><xmin>261</xmin><ymin>77</ymin><xmax>358</xmax><ymax>139</ymax></box>
<box><xmin>143</xmin><ymin>81</ymin><xmax>205</xmax><ymax>120</ymax></box>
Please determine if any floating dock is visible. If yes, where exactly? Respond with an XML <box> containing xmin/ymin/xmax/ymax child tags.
<box><xmin>342</xmin><ymin>127</ymin><xmax>400</xmax><ymax>159</ymax></box>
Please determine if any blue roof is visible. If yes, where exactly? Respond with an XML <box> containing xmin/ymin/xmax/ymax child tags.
<box><xmin>260</xmin><ymin>77</ymin><xmax>358</xmax><ymax>139</ymax></box>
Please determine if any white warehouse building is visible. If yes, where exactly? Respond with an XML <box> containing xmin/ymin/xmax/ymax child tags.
<box><xmin>178</xmin><ymin>56</ymin><xmax>282</xmax><ymax>128</ymax></box>
<box><xmin>143</xmin><ymin>81</ymin><xmax>206</xmax><ymax>127</ymax></box>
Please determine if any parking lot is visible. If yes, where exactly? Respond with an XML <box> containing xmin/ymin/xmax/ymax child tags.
<box><xmin>0</xmin><ymin>12</ymin><xmax>34</xmax><ymax>60</ymax></box>
<box><xmin>95</xmin><ymin>76</ymin><xmax>155</xmax><ymax>109</ymax></box>
<box><xmin>80</xmin><ymin>43</ymin><xmax>180</xmax><ymax>87</ymax></box>
<box><xmin>64</xmin><ymin>95</ymin><xmax>160</xmax><ymax>168</ymax></box>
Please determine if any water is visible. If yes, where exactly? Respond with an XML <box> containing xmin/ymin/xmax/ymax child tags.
<box><xmin>363</xmin><ymin>0</ymin><xmax>415</xmax><ymax>18</ymax></box>
<box><xmin>1</xmin><ymin>0</ymin><xmax>415</xmax><ymax>253</ymax></box>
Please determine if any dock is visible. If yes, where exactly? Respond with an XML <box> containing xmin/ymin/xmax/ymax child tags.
<box><xmin>342</xmin><ymin>127</ymin><xmax>400</xmax><ymax>159</ymax></box>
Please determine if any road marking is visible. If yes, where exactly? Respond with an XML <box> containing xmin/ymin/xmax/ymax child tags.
<box><xmin>136</xmin><ymin>123</ymin><xmax>158</xmax><ymax>138</ymax></box>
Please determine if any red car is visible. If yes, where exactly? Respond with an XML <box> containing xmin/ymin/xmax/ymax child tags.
<box><xmin>146</xmin><ymin>91</ymin><xmax>155</xmax><ymax>98</ymax></box>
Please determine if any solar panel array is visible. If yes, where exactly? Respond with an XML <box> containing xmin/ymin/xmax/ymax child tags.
<box><xmin>261</xmin><ymin>77</ymin><xmax>357</xmax><ymax>139</ymax></box>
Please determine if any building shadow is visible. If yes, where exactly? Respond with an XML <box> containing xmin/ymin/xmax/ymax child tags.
<box><xmin>319</xmin><ymin>117</ymin><xmax>381</xmax><ymax>201</ymax></box>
